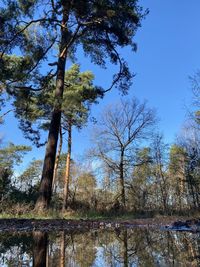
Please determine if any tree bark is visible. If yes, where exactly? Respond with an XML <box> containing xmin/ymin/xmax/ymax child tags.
<box><xmin>63</xmin><ymin>120</ymin><xmax>72</xmax><ymax>210</ymax></box>
<box><xmin>52</xmin><ymin>126</ymin><xmax>63</xmax><ymax>194</ymax></box>
<box><xmin>35</xmin><ymin>4</ymin><xmax>70</xmax><ymax>211</ymax></box>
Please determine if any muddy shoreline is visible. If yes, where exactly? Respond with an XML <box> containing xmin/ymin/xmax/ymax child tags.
<box><xmin>0</xmin><ymin>217</ymin><xmax>199</xmax><ymax>232</ymax></box>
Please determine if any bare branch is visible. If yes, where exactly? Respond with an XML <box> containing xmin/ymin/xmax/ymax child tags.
<box><xmin>0</xmin><ymin>109</ymin><xmax>14</xmax><ymax>122</ymax></box>
<box><xmin>1</xmin><ymin>18</ymin><xmax>59</xmax><ymax>59</ymax></box>
<box><xmin>26</xmin><ymin>37</ymin><xmax>57</xmax><ymax>76</ymax></box>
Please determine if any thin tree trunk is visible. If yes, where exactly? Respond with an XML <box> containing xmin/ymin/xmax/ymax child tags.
<box><xmin>63</xmin><ymin>121</ymin><xmax>72</xmax><ymax>210</ymax></box>
<box><xmin>157</xmin><ymin>158</ymin><xmax>168</xmax><ymax>212</ymax></box>
<box><xmin>188</xmin><ymin>174</ymin><xmax>197</xmax><ymax>209</ymax></box>
<box><xmin>52</xmin><ymin>126</ymin><xmax>63</xmax><ymax>194</ymax></box>
<box><xmin>123</xmin><ymin>229</ymin><xmax>128</xmax><ymax>267</ymax></box>
<box><xmin>119</xmin><ymin>149</ymin><xmax>126</xmax><ymax>208</ymax></box>
<box><xmin>179</xmin><ymin>177</ymin><xmax>184</xmax><ymax>211</ymax></box>
<box><xmin>35</xmin><ymin>4</ymin><xmax>70</xmax><ymax>211</ymax></box>
<box><xmin>60</xmin><ymin>231</ymin><xmax>65</xmax><ymax>267</ymax></box>
<box><xmin>72</xmin><ymin>185</ymin><xmax>77</xmax><ymax>205</ymax></box>
<box><xmin>46</xmin><ymin>239</ymin><xmax>49</xmax><ymax>267</ymax></box>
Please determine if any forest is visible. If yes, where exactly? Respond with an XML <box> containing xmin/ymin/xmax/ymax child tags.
<box><xmin>1</xmin><ymin>0</ymin><xmax>200</xmax><ymax>220</ymax></box>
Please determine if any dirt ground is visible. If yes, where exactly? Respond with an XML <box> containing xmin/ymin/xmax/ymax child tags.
<box><xmin>0</xmin><ymin>217</ymin><xmax>199</xmax><ymax>232</ymax></box>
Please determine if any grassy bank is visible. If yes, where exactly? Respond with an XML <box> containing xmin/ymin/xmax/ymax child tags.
<box><xmin>0</xmin><ymin>208</ymin><xmax>199</xmax><ymax>222</ymax></box>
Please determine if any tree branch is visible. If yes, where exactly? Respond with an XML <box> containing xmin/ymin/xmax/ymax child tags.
<box><xmin>1</xmin><ymin>18</ymin><xmax>59</xmax><ymax>59</ymax></box>
<box><xmin>102</xmin><ymin>34</ymin><xmax>125</xmax><ymax>94</ymax></box>
<box><xmin>26</xmin><ymin>37</ymin><xmax>57</xmax><ymax>76</ymax></box>
<box><xmin>0</xmin><ymin>109</ymin><xmax>14</xmax><ymax>121</ymax></box>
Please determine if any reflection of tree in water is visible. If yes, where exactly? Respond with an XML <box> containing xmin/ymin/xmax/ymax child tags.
<box><xmin>99</xmin><ymin>229</ymin><xmax>154</xmax><ymax>266</ymax></box>
<box><xmin>60</xmin><ymin>231</ymin><xmax>65</xmax><ymax>267</ymax></box>
<box><xmin>99</xmin><ymin>229</ymin><xmax>200</xmax><ymax>267</ymax></box>
<box><xmin>33</xmin><ymin>231</ymin><xmax>48</xmax><ymax>267</ymax></box>
<box><xmin>142</xmin><ymin>231</ymin><xmax>200</xmax><ymax>266</ymax></box>
<box><xmin>64</xmin><ymin>231</ymin><xmax>97</xmax><ymax>267</ymax></box>
<box><xmin>1</xmin><ymin>229</ymin><xmax>200</xmax><ymax>266</ymax></box>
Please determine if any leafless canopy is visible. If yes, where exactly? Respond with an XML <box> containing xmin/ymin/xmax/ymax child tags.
<box><xmin>94</xmin><ymin>98</ymin><xmax>156</xmax><ymax>156</ymax></box>
<box><xmin>92</xmin><ymin>97</ymin><xmax>157</xmax><ymax>192</ymax></box>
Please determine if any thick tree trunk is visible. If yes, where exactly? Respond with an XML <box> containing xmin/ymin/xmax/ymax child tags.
<box><xmin>35</xmin><ymin>4</ymin><xmax>70</xmax><ymax>211</ymax></box>
<box><xmin>63</xmin><ymin>121</ymin><xmax>72</xmax><ymax>210</ymax></box>
<box><xmin>33</xmin><ymin>232</ymin><xmax>48</xmax><ymax>267</ymax></box>
<box><xmin>119</xmin><ymin>149</ymin><xmax>126</xmax><ymax>208</ymax></box>
<box><xmin>52</xmin><ymin>126</ymin><xmax>63</xmax><ymax>194</ymax></box>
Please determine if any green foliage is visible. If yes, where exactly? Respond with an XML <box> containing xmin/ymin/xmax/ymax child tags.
<box><xmin>13</xmin><ymin>64</ymin><xmax>102</xmax><ymax>145</ymax></box>
<box><xmin>169</xmin><ymin>144</ymin><xmax>187</xmax><ymax>175</ymax></box>
<box><xmin>128</xmin><ymin>148</ymin><xmax>153</xmax><ymax>210</ymax></box>
<box><xmin>134</xmin><ymin>148</ymin><xmax>152</xmax><ymax>180</ymax></box>
<box><xmin>0</xmin><ymin>143</ymin><xmax>31</xmax><ymax>169</ymax></box>
<box><xmin>62</xmin><ymin>64</ymin><xmax>102</xmax><ymax>129</ymax></box>
<box><xmin>134</xmin><ymin>148</ymin><xmax>152</xmax><ymax>178</ymax></box>
<box><xmin>0</xmin><ymin>0</ymin><xmax>145</xmax><ymax>95</ymax></box>
<box><xmin>18</xmin><ymin>159</ymin><xmax>43</xmax><ymax>191</ymax></box>
<box><xmin>0</xmin><ymin>168</ymin><xmax>12</xmax><ymax>201</ymax></box>
<box><xmin>0</xmin><ymin>143</ymin><xmax>31</xmax><ymax>203</ymax></box>
<box><xmin>77</xmin><ymin>171</ymin><xmax>97</xmax><ymax>192</ymax></box>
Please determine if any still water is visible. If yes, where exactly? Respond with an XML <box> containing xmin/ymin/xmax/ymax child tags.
<box><xmin>0</xmin><ymin>227</ymin><xmax>199</xmax><ymax>267</ymax></box>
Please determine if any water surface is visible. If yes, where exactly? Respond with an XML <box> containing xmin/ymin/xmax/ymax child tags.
<box><xmin>0</xmin><ymin>227</ymin><xmax>199</xmax><ymax>266</ymax></box>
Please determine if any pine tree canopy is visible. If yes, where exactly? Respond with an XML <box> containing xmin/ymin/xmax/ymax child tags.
<box><xmin>0</xmin><ymin>0</ymin><xmax>146</xmax><ymax>95</ymax></box>
<box><xmin>13</xmin><ymin>64</ymin><xmax>102</xmax><ymax>146</ymax></box>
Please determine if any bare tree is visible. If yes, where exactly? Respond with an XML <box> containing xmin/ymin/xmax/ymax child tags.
<box><xmin>93</xmin><ymin>98</ymin><xmax>156</xmax><ymax>208</ymax></box>
<box><xmin>151</xmin><ymin>133</ymin><xmax>169</xmax><ymax>212</ymax></box>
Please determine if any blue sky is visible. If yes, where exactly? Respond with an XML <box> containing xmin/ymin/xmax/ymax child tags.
<box><xmin>1</xmin><ymin>0</ymin><xmax>200</xmax><ymax>170</ymax></box>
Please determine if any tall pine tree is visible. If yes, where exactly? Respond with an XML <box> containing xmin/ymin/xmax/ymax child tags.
<box><xmin>1</xmin><ymin>0</ymin><xmax>146</xmax><ymax>210</ymax></box>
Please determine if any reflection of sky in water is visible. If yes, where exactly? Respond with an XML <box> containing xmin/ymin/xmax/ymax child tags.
<box><xmin>0</xmin><ymin>229</ymin><xmax>200</xmax><ymax>266</ymax></box>
<box><xmin>94</xmin><ymin>247</ymin><xmax>106</xmax><ymax>267</ymax></box>
<box><xmin>0</xmin><ymin>250</ymin><xmax>32</xmax><ymax>267</ymax></box>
